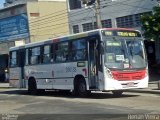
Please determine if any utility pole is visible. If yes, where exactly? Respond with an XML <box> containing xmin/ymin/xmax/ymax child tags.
<box><xmin>82</xmin><ymin>0</ymin><xmax>102</xmax><ymax>29</ymax></box>
<box><xmin>95</xmin><ymin>0</ymin><xmax>102</xmax><ymax>28</ymax></box>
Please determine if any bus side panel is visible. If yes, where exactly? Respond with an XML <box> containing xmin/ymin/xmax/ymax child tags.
<box><xmin>25</xmin><ymin>61</ymin><xmax>89</xmax><ymax>90</ymax></box>
<box><xmin>25</xmin><ymin>64</ymin><xmax>53</xmax><ymax>89</ymax></box>
<box><xmin>52</xmin><ymin>62</ymin><xmax>74</xmax><ymax>90</ymax></box>
<box><xmin>25</xmin><ymin>63</ymin><xmax>75</xmax><ymax>90</ymax></box>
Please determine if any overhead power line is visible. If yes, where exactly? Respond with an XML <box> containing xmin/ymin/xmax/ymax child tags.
<box><xmin>29</xmin><ymin>0</ymin><xmax>149</xmax><ymax>27</ymax></box>
<box><xmin>29</xmin><ymin>0</ymin><xmax>153</xmax><ymax>35</ymax></box>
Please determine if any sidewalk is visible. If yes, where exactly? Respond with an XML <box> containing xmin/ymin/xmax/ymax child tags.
<box><xmin>0</xmin><ymin>82</ymin><xmax>11</xmax><ymax>89</ymax></box>
<box><xmin>127</xmin><ymin>81</ymin><xmax>160</xmax><ymax>94</ymax></box>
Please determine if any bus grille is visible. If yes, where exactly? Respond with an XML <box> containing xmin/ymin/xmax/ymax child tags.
<box><xmin>111</xmin><ymin>70</ymin><xmax>146</xmax><ymax>81</ymax></box>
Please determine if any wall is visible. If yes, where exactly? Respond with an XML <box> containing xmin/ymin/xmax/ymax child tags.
<box><xmin>67</xmin><ymin>0</ymin><xmax>158</xmax><ymax>33</ymax></box>
<box><xmin>27</xmin><ymin>1</ymin><xmax>69</xmax><ymax>42</ymax></box>
<box><xmin>0</xmin><ymin>4</ymin><xmax>29</xmax><ymax>55</ymax></box>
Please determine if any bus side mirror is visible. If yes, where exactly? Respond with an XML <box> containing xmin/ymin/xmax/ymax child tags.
<box><xmin>100</xmin><ymin>42</ymin><xmax>105</xmax><ymax>54</ymax></box>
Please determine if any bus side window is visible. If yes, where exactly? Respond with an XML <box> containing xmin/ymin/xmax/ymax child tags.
<box><xmin>55</xmin><ymin>42</ymin><xmax>69</xmax><ymax>62</ymax></box>
<box><xmin>43</xmin><ymin>55</ymin><xmax>50</xmax><ymax>63</ymax></box>
<box><xmin>71</xmin><ymin>39</ymin><xmax>86</xmax><ymax>61</ymax></box>
<box><xmin>43</xmin><ymin>45</ymin><xmax>51</xmax><ymax>63</ymax></box>
<box><xmin>30</xmin><ymin>47</ymin><xmax>41</xmax><ymax>65</ymax></box>
<box><xmin>73</xmin><ymin>50</ymin><xmax>86</xmax><ymax>60</ymax></box>
<box><xmin>10</xmin><ymin>51</ymin><xmax>18</xmax><ymax>67</ymax></box>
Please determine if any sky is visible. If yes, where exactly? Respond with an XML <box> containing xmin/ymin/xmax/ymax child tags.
<box><xmin>0</xmin><ymin>0</ymin><xmax>5</xmax><ymax>8</ymax></box>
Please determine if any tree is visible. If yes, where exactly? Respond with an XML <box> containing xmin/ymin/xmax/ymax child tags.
<box><xmin>141</xmin><ymin>6</ymin><xmax>160</xmax><ymax>63</ymax></box>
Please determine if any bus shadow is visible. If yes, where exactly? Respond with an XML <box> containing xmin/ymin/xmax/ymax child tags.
<box><xmin>0</xmin><ymin>89</ymin><xmax>139</xmax><ymax>99</ymax></box>
<box><xmin>87</xmin><ymin>92</ymin><xmax>139</xmax><ymax>99</ymax></box>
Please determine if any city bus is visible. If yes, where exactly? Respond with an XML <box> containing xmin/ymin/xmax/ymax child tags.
<box><xmin>9</xmin><ymin>28</ymin><xmax>148</xmax><ymax>97</ymax></box>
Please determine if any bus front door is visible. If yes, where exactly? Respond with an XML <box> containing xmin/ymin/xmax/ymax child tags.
<box><xmin>19</xmin><ymin>49</ymin><xmax>25</xmax><ymax>88</ymax></box>
<box><xmin>88</xmin><ymin>39</ymin><xmax>98</xmax><ymax>89</ymax></box>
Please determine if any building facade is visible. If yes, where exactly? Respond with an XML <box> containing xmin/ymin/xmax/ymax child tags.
<box><xmin>0</xmin><ymin>0</ymin><xmax>69</xmax><ymax>83</ymax></box>
<box><xmin>67</xmin><ymin>0</ymin><xmax>159</xmax><ymax>34</ymax></box>
<box><xmin>67</xmin><ymin>0</ymin><xmax>160</xmax><ymax>82</ymax></box>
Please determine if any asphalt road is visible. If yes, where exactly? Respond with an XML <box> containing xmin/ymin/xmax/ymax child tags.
<box><xmin>0</xmin><ymin>88</ymin><xmax>160</xmax><ymax>120</ymax></box>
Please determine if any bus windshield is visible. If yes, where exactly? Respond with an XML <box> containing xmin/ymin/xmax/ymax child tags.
<box><xmin>104</xmin><ymin>37</ymin><xmax>147</xmax><ymax>70</ymax></box>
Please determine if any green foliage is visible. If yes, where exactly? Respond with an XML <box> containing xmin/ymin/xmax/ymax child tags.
<box><xmin>141</xmin><ymin>6</ymin><xmax>160</xmax><ymax>40</ymax></box>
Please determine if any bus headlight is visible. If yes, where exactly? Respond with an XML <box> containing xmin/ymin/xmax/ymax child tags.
<box><xmin>106</xmin><ymin>68</ymin><xmax>113</xmax><ymax>79</ymax></box>
<box><xmin>5</xmin><ymin>69</ymin><xmax>8</xmax><ymax>73</ymax></box>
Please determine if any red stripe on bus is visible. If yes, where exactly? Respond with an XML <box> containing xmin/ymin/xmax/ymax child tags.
<box><xmin>104</xmin><ymin>28</ymin><xmax>135</xmax><ymax>31</ymax></box>
<box><xmin>82</xmin><ymin>68</ymin><xmax>87</xmax><ymax>76</ymax></box>
<box><xmin>111</xmin><ymin>69</ymin><xmax>146</xmax><ymax>81</ymax></box>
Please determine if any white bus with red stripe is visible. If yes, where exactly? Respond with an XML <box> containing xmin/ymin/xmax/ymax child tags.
<box><xmin>9</xmin><ymin>28</ymin><xmax>148</xmax><ymax>96</ymax></box>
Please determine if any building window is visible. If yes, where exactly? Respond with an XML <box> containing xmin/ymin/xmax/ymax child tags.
<box><xmin>69</xmin><ymin>0</ymin><xmax>81</xmax><ymax>10</ymax></box>
<box><xmin>101</xmin><ymin>19</ymin><xmax>112</xmax><ymax>28</ymax></box>
<box><xmin>73</xmin><ymin>25</ymin><xmax>79</xmax><ymax>33</ymax></box>
<box><xmin>82</xmin><ymin>22</ymin><xmax>94</xmax><ymax>32</ymax></box>
<box><xmin>93</xmin><ymin>22</ymin><xmax>97</xmax><ymax>29</ymax></box>
<box><xmin>116</xmin><ymin>15</ymin><xmax>134</xmax><ymax>28</ymax></box>
<box><xmin>82</xmin><ymin>19</ymin><xmax>112</xmax><ymax>32</ymax></box>
<box><xmin>134</xmin><ymin>14</ymin><xmax>141</xmax><ymax>27</ymax></box>
<box><xmin>116</xmin><ymin>11</ymin><xmax>152</xmax><ymax>28</ymax></box>
<box><xmin>30</xmin><ymin>13</ymin><xmax>40</xmax><ymax>18</ymax></box>
<box><xmin>134</xmin><ymin>12</ymin><xmax>152</xmax><ymax>27</ymax></box>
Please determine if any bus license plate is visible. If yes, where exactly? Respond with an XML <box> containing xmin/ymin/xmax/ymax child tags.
<box><xmin>127</xmin><ymin>82</ymin><xmax>134</xmax><ymax>87</ymax></box>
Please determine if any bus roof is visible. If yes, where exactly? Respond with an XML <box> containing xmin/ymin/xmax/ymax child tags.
<box><xmin>9</xmin><ymin>28</ymin><xmax>139</xmax><ymax>51</ymax></box>
<box><xmin>104</xmin><ymin>28</ymin><xmax>135</xmax><ymax>31</ymax></box>
<box><xmin>9</xmin><ymin>29</ymin><xmax>100</xmax><ymax>51</ymax></box>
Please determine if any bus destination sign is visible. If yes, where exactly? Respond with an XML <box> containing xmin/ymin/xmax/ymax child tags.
<box><xmin>117</xmin><ymin>32</ymin><xmax>137</xmax><ymax>37</ymax></box>
<box><xmin>102</xmin><ymin>30</ymin><xmax>141</xmax><ymax>37</ymax></box>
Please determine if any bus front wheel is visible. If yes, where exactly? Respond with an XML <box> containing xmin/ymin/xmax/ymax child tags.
<box><xmin>74</xmin><ymin>78</ymin><xmax>90</xmax><ymax>97</ymax></box>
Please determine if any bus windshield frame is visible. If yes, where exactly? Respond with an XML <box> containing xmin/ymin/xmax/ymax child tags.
<box><xmin>102</xmin><ymin>33</ymin><xmax>147</xmax><ymax>70</ymax></box>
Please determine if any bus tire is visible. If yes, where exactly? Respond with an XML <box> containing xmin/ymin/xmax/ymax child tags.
<box><xmin>77</xmin><ymin>78</ymin><xmax>90</xmax><ymax>97</ymax></box>
<box><xmin>28</xmin><ymin>78</ymin><xmax>38</xmax><ymax>95</ymax></box>
<box><xmin>112</xmin><ymin>90</ymin><xmax>123</xmax><ymax>97</ymax></box>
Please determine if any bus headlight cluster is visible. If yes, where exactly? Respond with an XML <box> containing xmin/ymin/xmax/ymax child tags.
<box><xmin>5</xmin><ymin>69</ymin><xmax>8</xmax><ymax>73</ymax></box>
<box><xmin>106</xmin><ymin>68</ymin><xmax>113</xmax><ymax>79</ymax></box>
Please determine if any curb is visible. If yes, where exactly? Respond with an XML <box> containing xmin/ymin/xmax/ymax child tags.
<box><xmin>0</xmin><ymin>83</ymin><xmax>12</xmax><ymax>89</ymax></box>
<box><xmin>126</xmin><ymin>81</ymin><xmax>160</xmax><ymax>94</ymax></box>
<box><xmin>0</xmin><ymin>86</ymin><xmax>13</xmax><ymax>89</ymax></box>
<box><xmin>126</xmin><ymin>89</ymin><xmax>160</xmax><ymax>94</ymax></box>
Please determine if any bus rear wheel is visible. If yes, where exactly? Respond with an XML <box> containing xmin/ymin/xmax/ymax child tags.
<box><xmin>28</xmin><ymin>79</ymin><xmax>38</xmax><ymax>95</ymax></box>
